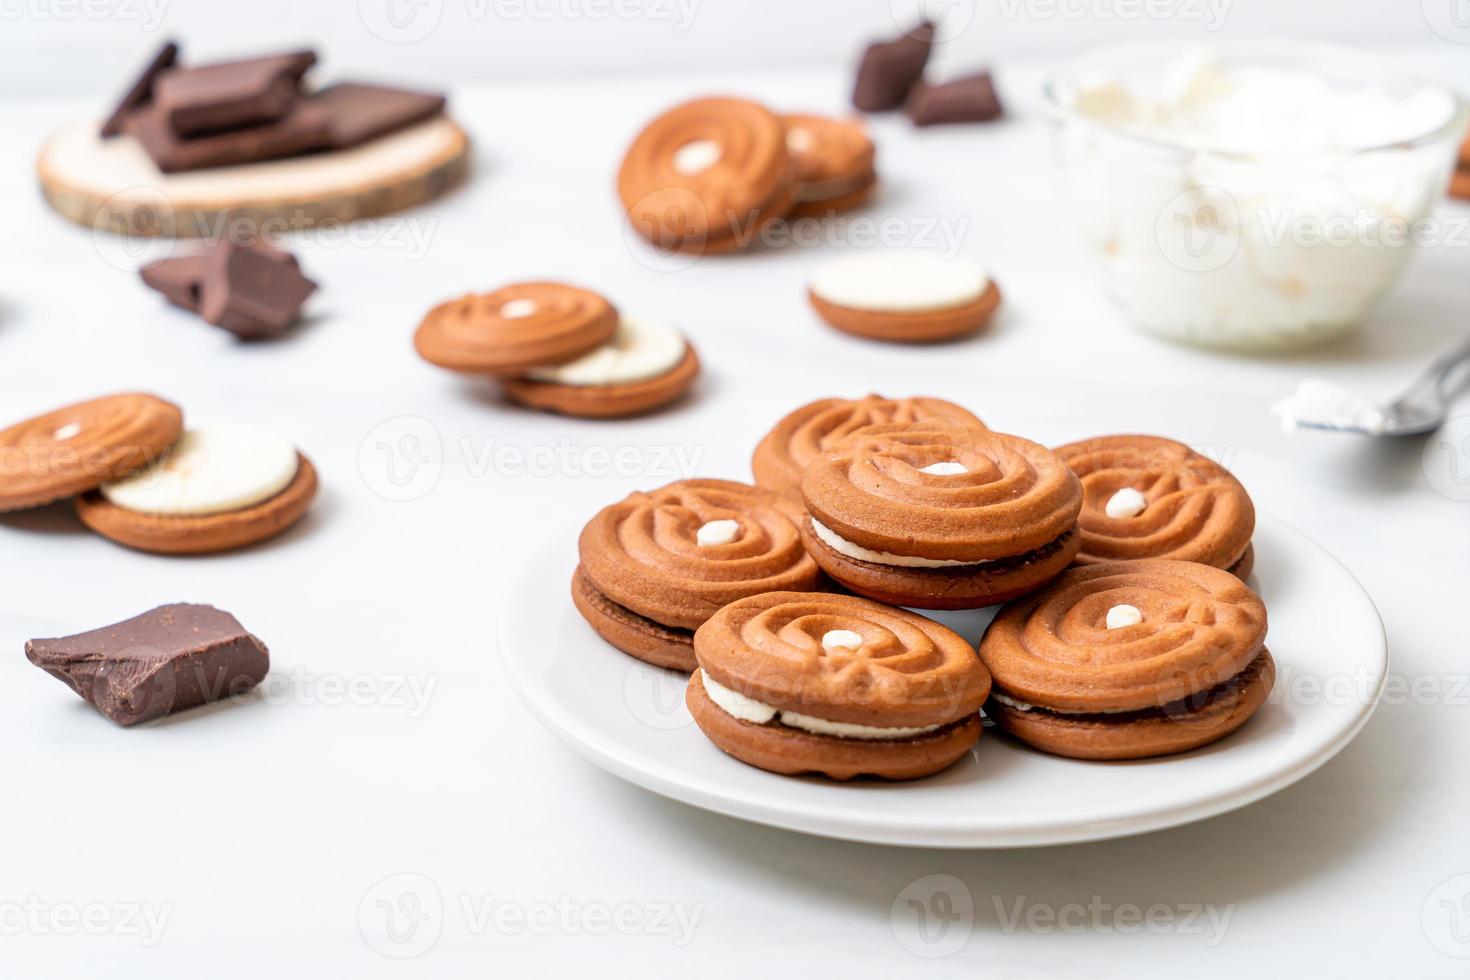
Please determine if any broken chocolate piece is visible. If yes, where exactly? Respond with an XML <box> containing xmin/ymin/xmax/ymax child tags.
<box><xmin>153</xmin><ymin>50</ymin><xmax>316</xmax><ymax>136</ymax></box>
<box><xmin>140</xmin><ymin>254</ymin><xmax>208</xmax><ymax>311</ymax></box>
<box><xmin>312</xmin><ymin>82</ymin><xmax>447</xmax><ymax>149</ymax></box>
<box><xmin>125</xmin><ymin>98</ymin><xmax>332</xmax><ymax>173</ymax></box>
<box><xmin>906</xmin><ymin>72</ymin><xmax>1004</xmax><ymax>126</ymax></box>
<box><xmin>25</xmin><ymin>604</ymin><xmax>269</xmax><ymax>727</ymax></box>
<box><xmin>199</xmin><ymin>240</ymin><xmax>317</xmax><ymax>338</ymax></box>
<box><xmin>101</xmin><ymin>39</ymin><xmax>180</xmax><ymax>138</ymax></box>
<box><xmin>140</xmin><ymin>242</ymin><xmax>298</xmax><ymax>314</ymax></box>
<box><xmin>852</xmin><ymin>22</ymin><xmax>934</xmax><ymax>112</ymax></box>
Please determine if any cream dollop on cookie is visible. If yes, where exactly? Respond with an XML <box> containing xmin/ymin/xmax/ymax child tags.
<box><xmin>821</xmin><ymin>629</ymin><xmax>863</xmax><ymax>651</ymax></box>
<box><xmin>100</xmin><ymin>425</ymin><xmax>297</xmax><ymax>516</ymax></box>
<box><xmin>810</xmin><ymin>253</ymin><xmax>988</xmax><ymax>313</ymax></box>
<box><xmin>1105</xmin><ymin>604</ymin><xmax>1144</xmax><ymax>629</ymax></box>
<box><xmin>696</xmin><ymin>519</ymin><xmax>740</xmax><ymax>546</ymax></box>
<box><xmin>1105</xmin><ymin>487</ymin><xmax>1148</xmax><ymax>518</ymax></box>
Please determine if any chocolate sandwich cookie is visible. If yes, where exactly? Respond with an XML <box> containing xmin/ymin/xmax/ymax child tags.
<box><xmin>687</xmin><ymin>592</ymin><xmax>989</xmax><ymax>780</ymax></box>
<box><xmin>500</xmin><ymin>314</ymin><xmax>700</xmax><ymax>418</ymax></box>
<box><xmin>808</xmin><ymin>253</ymin><xmax>1001</xmax><ymax>342</ymax></box>
<box><xmin>414</xmin><ymin>282</ymin><xmax>618</xmax><ymax>377</ymax></box>
<box><xmin>0</xmin><ymin>393</ymin><xmax>183</xmax><ymax>512</ymax></box>
<box><xmin>618</xmin><ymin>97</ymin><xmax>798</xmax><ymax>254</ymax></box>
<box><xmin>752</xmin><ymin>394</ymin><xmax>984</xmax><ymax>498</ymax></box>
<box><xmin>1055</xmin><ymin>435</ymin><xmax>1255</xmax><ymax>579</ymax></box>
<box><xmin>75</xmin><ymin>424</ymin><xmax>317</xmax><ymax>554</ymax></box>
<box><xmin>574</xmin><ymin>479</ymin><xmax>821</xmax><ymax>670</ymax></box>
<box><xmin>26</xmin><ymin>603</ymin><xmax>269</xmax><ymax>726</ymax></box>
<box><xmin>800</xmin><ymin>419</ymin><xmax>1082</xmax><ymax>609</ymax></box>
<box><xmin>781</xmin><ymin>114</ymin><xmax>877</xmax><ymax>218</ymax></box>
<box><xmin>979</xmin><ymin>560</ymin><xmax>1275</xmax><ymax>760</ymax></box>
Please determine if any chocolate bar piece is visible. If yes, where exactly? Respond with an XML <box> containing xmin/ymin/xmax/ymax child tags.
<box><xmin>313</xmin><ymin>82</ymin><xmax>447</xmax><ymax>149</ymax></box>
<box><xmin>25</xmin><ymin>604</ymin><xmax>269</xmax><ymax>727</ymax></box>
<box><xmin>907</xmin><ymin>72</ymin><xmax>1004</xmax><ymax>126</ymax></box>
<box><xmin>852</xmin><ymin>22</ymin><xmax>934</xmax><ymax>112</ymax></box>
<box><xmin>199</xmin><ymin>240</ymin><xmax>317</xmax><ymax>338</ymax></box>
<box><xmin>140</xmin><ymin>242</ymin><xmax>298</xmax><ymax>314</ymax></box>
<box><xmin>153</xmin><ymin>50</ymin><xmax>316</xmax><ymax>136</ymax></box>
<box><xmin>101</xmin><ymin>39</ymin><xmax>180</xmax><ymax>138</ymax></box>
<box><xmin>126</xmin><ymin>98</ymin><xmax>331</xmax><ymax>173</ymax></box>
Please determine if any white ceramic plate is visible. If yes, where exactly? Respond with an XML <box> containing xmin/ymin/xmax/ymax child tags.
<box><xmin>499</xmin><ymin>513</ymin><xmax>1387</xmax><ymax>848</ymax></box>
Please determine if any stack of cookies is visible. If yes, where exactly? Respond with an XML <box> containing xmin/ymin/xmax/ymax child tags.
<box><xmin>414</xmin><ymin>281</ymin><xmax>700</xmax><ymax>418</ymax></box>
<box><xmin>0</xmin><ymin>393</ymin><xmax>317</xmax><ymax>554</ymax></box>
<box><xmin>618</xmin><ymin>97</ymin><xmax>877</xmax><ymax>254</ymax></box>
<box><xmin>570</xmin><ymin>393</ymin><xmax>1273</xmax><ymax>780</ymax></box>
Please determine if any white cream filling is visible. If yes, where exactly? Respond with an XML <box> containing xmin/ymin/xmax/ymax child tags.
<box><xmin>1105</xmin><ymin>604</ymin><xmax>1144</xmax><ymax>629</ymax></box>
<box><xmin>700</xmin><ymin>670</ymin><xmax>943</xmax><ymax>741</ymax></box>
<box><xmin>100</xmin><ymin>425</ymin><xmax>297</xmax><ymax>517</ymax></box>
<box><xmin>809</xmin><ymin>253</ymin><xmax>989</xmax><ymax>313</ymax></box>
<box><xmin>524</xmin><ymin>314</ymin><xmax>686</xmax><ymax>387</ymax></box>
<box><xmin>810</xmin><ymin>519</ymin><xmax>990</xmax><ymax>569</ymax></box>
<box><xmin>672</xmin><ymin>139</ymin><xmax>721</xmax><ymax>176</ymax></box>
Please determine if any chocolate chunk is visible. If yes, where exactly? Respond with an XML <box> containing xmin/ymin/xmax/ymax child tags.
<box><xmin>140</xmin><ymin>242</ymin><xmax>298</xmax><ymax>314</ymax></box>
<box><xmin>199</xmin><ymin>240</ymin><xmax>317</xmax><ymax>338</ymax></box>
<box><xmin>906</xmin><ymin>72</ymin><xmax>1004</xmax><ymax>126</ymax></box>
<box><xmin>25</xmin><ymin>604</ymin><xmax>269</xmax><ymax>727</ymax></box>
<box><xmin>125</xmin><ymin>98</ymin><xmax>331</xmax><ymax>173</ymax></box>
<box><xmin>852</xmin><ymin>22</ymin><xmax>934</xmax><ymax>112</ymax></box>
<box><xmin>139</xmin><ymin>254</ymin><xmax>208</xmax><ymax>310</ymax></box>
<box><xmin>312</xmin><ymin>82</ymin><xmax>447</xmax><ymax>149</ymax></box>
<box><xmin>153</xmin><ymin>50</ymin><xmax>316</xmax><ymax>136</ymax></box>
<box><xmin>101</xmin><ymin>40</ymin><xmax>180</xmax><ymax>138</ymax></box>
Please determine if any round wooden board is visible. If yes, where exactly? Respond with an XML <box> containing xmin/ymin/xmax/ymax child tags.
<box><xmin>37</xmin><ymin>116</ymin><xmax>470</xmax><ymax>238</ymax></box>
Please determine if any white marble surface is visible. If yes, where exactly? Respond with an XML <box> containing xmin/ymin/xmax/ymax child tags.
<box><xmin>1</xmin><ymin>54</ymin><xmax>1468</xmax><ymax>978</ymax></box>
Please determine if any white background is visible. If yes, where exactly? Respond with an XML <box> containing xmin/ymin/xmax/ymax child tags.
<box><xmin>3</xmin><ymin>0</ymin><xmax>1470</xmax><ymax>976</ymax></box>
